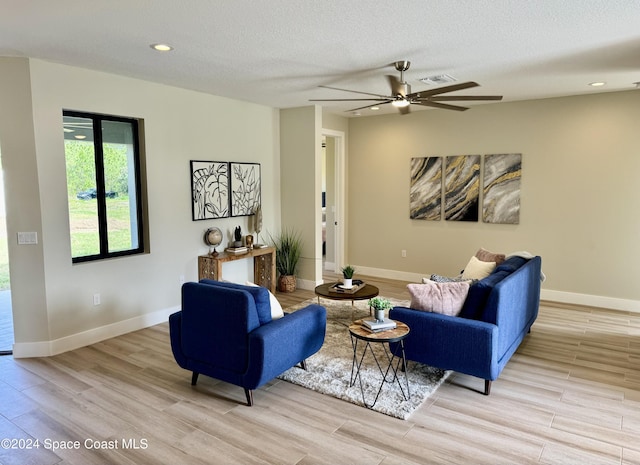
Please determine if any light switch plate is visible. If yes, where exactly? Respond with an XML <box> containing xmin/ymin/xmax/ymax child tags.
<box><xmin>17</xmin><ymin>232</ymin><xmax>38</xmax><ymax>245</ymax></box>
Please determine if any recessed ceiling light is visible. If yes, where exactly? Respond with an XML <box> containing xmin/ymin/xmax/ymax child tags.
<box><xmin>370</xmin><ymin>106</ymin><xmax>380</xmax><ymax>111</ymax></box>
<box><xmin>151</xmin><ymin>43</ymin><xmax>173</xmax><ymax>52</ymax></box>
<box><xmin>589</xmin><ymin>82</ymin><xmax>606</xmax><ymax>87</ymax></box>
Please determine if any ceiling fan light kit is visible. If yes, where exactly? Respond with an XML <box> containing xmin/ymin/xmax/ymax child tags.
<box><xmin>311</xmin><ymin>60</ymin><xmax>503</xmax><ymax>115</ymax></box>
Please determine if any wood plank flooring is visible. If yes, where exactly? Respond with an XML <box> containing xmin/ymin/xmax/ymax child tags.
<box><xmin>1</xmin><ymin>272</ymin><xmax>639</xmax><ymax>464</ymax></box>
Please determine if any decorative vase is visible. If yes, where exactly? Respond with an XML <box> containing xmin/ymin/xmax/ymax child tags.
<box><xmin>245</xmin><ymin>234</ymin><xmax>254</xmax><ymax>249</ymax></box>
<box><xmin>343</xmin><ymin>278</ymin><xmax>353</xmax><ymax>288</ymax></box>
<box><xmin>374</xmin><ymin>308</ymin><xmax>385</xmax><ymax>322</ymax></box>
<box><xmin>278</xmin><ymin>275</ymin><xmax>297</xmax><ymax>293</ymax></box>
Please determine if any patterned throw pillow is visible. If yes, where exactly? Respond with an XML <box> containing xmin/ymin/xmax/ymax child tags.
<box><xmin>426</xmin><ymin>274</ymin><xmax>473</xmax><ymax>284</ymax></box>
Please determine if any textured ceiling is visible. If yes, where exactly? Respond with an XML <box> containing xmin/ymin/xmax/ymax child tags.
<box><xmin>2</xmin><ymin>0</ymin><xmax>640</xmax><ymax>116</ymax></box>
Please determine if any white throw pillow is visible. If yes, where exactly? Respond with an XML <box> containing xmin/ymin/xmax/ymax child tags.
<box><xmin>461</xmin><ymin>256</ymin><xmax>496</xmax><ymax>280</ymax></box>
<box><xmin>245</xmin><ymin>281</ymin><xmax>284</xmax><ymax>319</ymax></box>
<box><xmin>407</xmin><ymin>281</ymin><xmax>470</xmax><ymax>317</ymax></box>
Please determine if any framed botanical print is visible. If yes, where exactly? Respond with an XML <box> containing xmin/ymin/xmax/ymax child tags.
<box><xmin>230</xmin><ymin>162</ymin><xmax>261</xmax><ymax>217</ymax></box>
<box><xmin>190</xmin><ymin>160</ymin><xmax>230</xmax><ymax>220</ymax></box>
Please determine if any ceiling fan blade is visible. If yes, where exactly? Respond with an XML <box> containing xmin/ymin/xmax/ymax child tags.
<box><xmin>386</xmin><ymin>75</ymin><xmax>406</xmax><ymax>97</ymax></box>
<box><xmin>318</xmin><ymin>85</ymin><xmax>392</xmax><ymax>99</ymax></box>
<box><xmin>309</xmin><ymin>98</ymin><xmax>395</xmax><ymax>102</ymax></box>
<box><xmin>407</xmin><ymin>81</ymin><xmax>480</xmax><ymax>99</ymax></box>
<box><xmin>426</xmin><ymin>95</ymin><xmax>503</xmax><ymax>101</ymax></box>
<box><xmin>346</xmin><ymin>100</ymin><xmax>393</xmax><ymax>112</ymax></box>
<box><xmin>413</xmin><ymin>101</ymin><xmax>469</xmax><ymax>111</ymax></box>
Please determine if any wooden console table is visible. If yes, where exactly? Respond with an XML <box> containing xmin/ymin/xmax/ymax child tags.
<box><xmin>198</xmin><ymin>247</ymin><xmax>276</xmax><ymax>293</ymax></box>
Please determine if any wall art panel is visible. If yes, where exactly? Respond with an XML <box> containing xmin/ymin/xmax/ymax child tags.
<box><xmin>483</xmin><ymin>153</ymin><xmax>521</xmax><ymax>224</ymax></box>
<box><xmin>190</xmin><ymin>160</ymin><xmax>229</xmax><ymax>220</ymax></box>
<box><xmin>410</xmin><ymin>156</ymin><xmax>442</xmax><ymax>220</ymax></box>
<box><xmin>230</xmin><ymin>162</ymin><xmax>261</xmax><ymax>217</ymax></box>
<box><xmin>444</xmin><ymin>155</ymin><xmax>480</xmax><ymax>222</ymax></box>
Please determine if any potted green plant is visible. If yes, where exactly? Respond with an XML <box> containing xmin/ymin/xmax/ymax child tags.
<box><xmin>368</xmin><ymin>297</ymin><xmax>393</xmax><ymax>322</ymax></box>
<box><xmin>341</xmin><ymin>264</ymin><xmax>356</xmax><ymax>288</ymax></box>
<box><xmin>269</xmin><ymin>228</ymin><xmax>303</xmax><ymax>292</ymax></box>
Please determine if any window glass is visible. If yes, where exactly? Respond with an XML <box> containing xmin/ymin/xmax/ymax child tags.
<box><xmin>63</xmin><ymin>111</ymin><xmax>144</xmax><ymax>262</ymax></box>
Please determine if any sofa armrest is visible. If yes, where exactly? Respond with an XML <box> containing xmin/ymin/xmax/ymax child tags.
<box><xmin>244</xmin><ymin>304</ymin><xmax>327</xmax><ymax>388</ymax></box>
<box><xmin>389</xmin><ymin>306</ymin><xmax>500</xmax><ymax>380</ymax></box>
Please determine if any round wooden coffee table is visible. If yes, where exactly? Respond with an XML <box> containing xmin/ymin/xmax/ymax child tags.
<box><xmin>314</xmin><ymin>282</ymin><xmax>379</xmax><ymax>306</ymax></box>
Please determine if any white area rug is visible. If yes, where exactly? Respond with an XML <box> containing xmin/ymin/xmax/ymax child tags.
<box><xmin>279</xmin><ymin>297</ymin><xmax>450</xmax><ymax>420</ymax></box>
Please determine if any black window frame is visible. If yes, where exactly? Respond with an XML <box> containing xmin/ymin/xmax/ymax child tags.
<box><xmin>63</xmin><ymin>110</ymin><xmax>145</xmax><ymax>263</ymax></box>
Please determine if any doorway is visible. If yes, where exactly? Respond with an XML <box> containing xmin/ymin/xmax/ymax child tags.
<box><xmin>0</xmin><ymin>155</ymin><xmax>13</xmax><ymax>355</ymax></box>
<box><xmin>321</xmin><ymin>129</ymin><xmax>345</xmax><ymax>275</ymax></box>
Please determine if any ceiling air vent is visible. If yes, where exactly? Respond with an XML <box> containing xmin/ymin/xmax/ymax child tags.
<box><xmin>418</xmin><ymin>74</ymin><xmax>457</xmax><ymax>85</ymax></box>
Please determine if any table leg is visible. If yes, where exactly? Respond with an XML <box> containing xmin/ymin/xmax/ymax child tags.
<box><xmin>350</xmin><ymin>337</ymin><xmax>411</xmax><ymax>408</ymax></box>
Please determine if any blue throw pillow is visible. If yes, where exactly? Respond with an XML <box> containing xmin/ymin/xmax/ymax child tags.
<box><xmin>199</xmin><ymin>279</ymin><xmax>272</xmax><ymax>325</ymax></box>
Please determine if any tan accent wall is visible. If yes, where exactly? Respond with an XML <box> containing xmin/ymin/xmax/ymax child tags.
<box><xmin>347</xmin><ymin>90</ymin><xmax>640</xmax><ymax>303</ymax></box>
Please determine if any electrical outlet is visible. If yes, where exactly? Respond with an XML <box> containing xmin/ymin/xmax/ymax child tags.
<box><xmin>401</xmin><ymin>250</ymin><xmax>407</xmax><ymax>258</ymax></box>
<box><xmin>93</xmin><ymin>293</ymin><xmax>101</xmax><ymax>306</ymax></box>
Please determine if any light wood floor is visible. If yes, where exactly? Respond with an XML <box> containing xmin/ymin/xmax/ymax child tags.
<box><xmin>1</xmin><ymin>273</ymin><xmax>640</xmax><ymax>465</ymax></box>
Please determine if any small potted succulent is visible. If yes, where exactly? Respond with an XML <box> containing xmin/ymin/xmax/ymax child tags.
<box><xmin>341</xmin><ymin>264</ymin><xmax>356</xmax><ymax>288</ymax></box>
<box><xmin>368</xmin><ymin>297</ymin><xmax>393</xmax><ymax>322</ymax></box>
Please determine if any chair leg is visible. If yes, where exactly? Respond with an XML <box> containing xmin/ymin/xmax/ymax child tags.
<box><xmin>191</xmin><ymin>372</ymin><xmax>199</xmax><ymax>386</ymax></box>
<box><xmin>245</xmin><ymin>389</ymin><xmax>254</xmax><ymax>406</ymax></box>
<box><xmin>299</xmin><ymin>359</ymin><xmax>307</xmax><ymax>370</ymax></box>
<box><xmin>484</xmin><ymin>379</ymin><xmax>492</xmax><ymax>395</ymax></box>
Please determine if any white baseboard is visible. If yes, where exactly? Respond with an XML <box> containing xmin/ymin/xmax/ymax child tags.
<box><xmin>540</xmin><ymin>289</ymin><xmax>640</xmax><ymax>313</ymax></box>
<box><xmin>355</xmin><ymin>265</ymin><xmax>640</xmax><ymax>314</ymax></box>
<box><xmin>12</xmin><ymin>305</ymin><xmax>180</xmax><ymax>358</ymax></box>
<box><xmin>297</xmin><ymin>278</ymin><xmax>322</xmax><ymax>291</ymax></box>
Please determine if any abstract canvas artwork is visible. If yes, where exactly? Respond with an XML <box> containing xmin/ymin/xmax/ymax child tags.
<box><xmin>410</xmin><ymin>157</ymin><xmax>442</xmax><ymax>220</ymax></box>
<box><xmin>230</xmin><ymin>162</ymin><xmax>261</xmax><ymax>217</ymax></box>
<box><xmin>444</xmin><ymin>155</ymin><xmax>480</xmax><ymax>222</ymax></box>
<box><xmin>190</xmin><ymin>160</ymin><xmax>229</xmax><ymax>220</ymax></box>
<box><xmin>483</xmin><ymin>153</ymin><xmax>522</xmax><ymax>224</ymax></box>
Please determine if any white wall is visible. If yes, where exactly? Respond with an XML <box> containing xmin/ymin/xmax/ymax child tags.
<box><xmin>347</xmin><ymin>90</ymin><xmax>640</xmax><ymax>311</ymax></box>
<box><xmin>0</xmin><ymin>58</ymin><xmax>281</xmax><ymax>356</ymax></box>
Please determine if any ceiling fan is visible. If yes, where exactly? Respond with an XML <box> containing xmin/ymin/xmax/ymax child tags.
<box><xmin>310</xmin><ymin>61</ymin><xmax>503</xmax><ymax>114</ymax></box>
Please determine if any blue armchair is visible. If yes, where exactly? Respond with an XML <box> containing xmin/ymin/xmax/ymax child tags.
<box><xmin>169</xmin><ymin>280</ymin><xmax>326</xmax><ymax>405</ymax></box>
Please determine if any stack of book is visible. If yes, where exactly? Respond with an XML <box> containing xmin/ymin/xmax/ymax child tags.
<box><xmin>224</xmin><ymin>246</ymin><xmax>248</xmax><ymax>255</ymax></box>
<box><xmin>361</xmin><ymin>318</ymin><xmax>397</xmax><ymax>333</ymax></box>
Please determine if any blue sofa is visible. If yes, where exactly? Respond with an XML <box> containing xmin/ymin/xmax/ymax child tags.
<box><xmin>389</xmin><ymin>256</ymin><xmax>542</xmax><ymax>395</ymax></box>
<box><xmin>169</xmin><ymin>280</ymin><xmax>326</xmax><ymax>405</ymax></box>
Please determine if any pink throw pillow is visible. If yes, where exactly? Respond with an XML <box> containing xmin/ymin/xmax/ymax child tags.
<box><xmin>407</xmin><ymin>281</ymin><xmax>470</xmax><ymax>317</ymax></box>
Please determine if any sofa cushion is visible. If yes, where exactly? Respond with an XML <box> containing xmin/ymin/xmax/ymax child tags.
<box><xmin>200</xmin><ymin>279</ymin><xmax>272</xmax><ymax>325</ymax></box>
<box><xmin>475</xmin><ymin>247</ymin><xmax>506</xmax><ymax>265</ymax></box>
<box><xmin>495</xmin><ymin>255</ymin><xmax>529</xmax><ymax>273</ymax></box>
<box><xmin>461</xmin><ymin>256</ymin><xmax>496</xmax><ymax>280</ymax></box>
<box><xmin>245</xmin><ymin>281</ymin><xmax>284</xmax><ymax>319</ymax></box>
<box><xmin>407</xmin><ymin>281</ymin><xmax>470</xmax><ymax>317</ymax></box>
<box><xmin>458</xmin><ymin>270</ymin><xmax>511</xmax><ymax>320</ymax></box>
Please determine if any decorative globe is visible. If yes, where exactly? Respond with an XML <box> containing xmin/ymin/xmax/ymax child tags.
<box><xmin>203</xmin><ymin>227</ymin><xmax>223</xmax><ymax>255</ymax></box>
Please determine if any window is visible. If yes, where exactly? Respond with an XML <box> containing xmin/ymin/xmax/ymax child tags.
<box><xmin>63</xmin><ymin>110</ymin><xmax>145</xmax><ymax>262</ymax></box>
